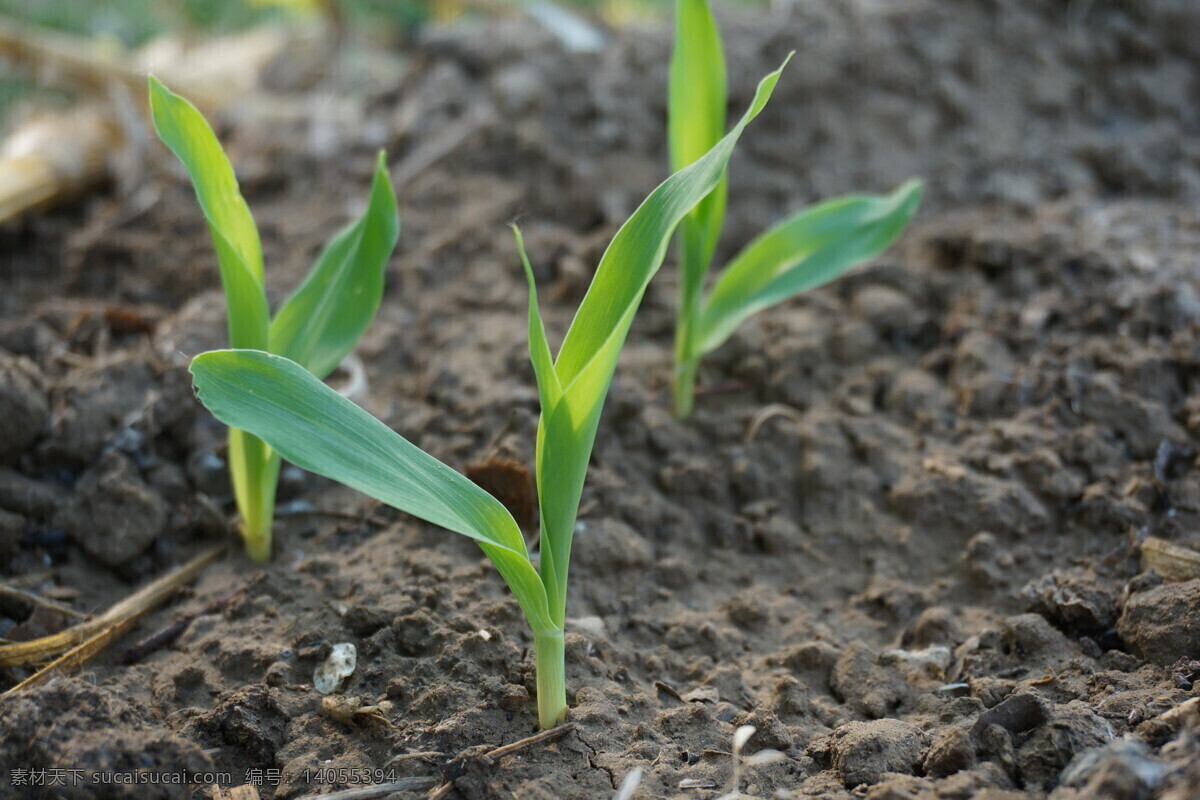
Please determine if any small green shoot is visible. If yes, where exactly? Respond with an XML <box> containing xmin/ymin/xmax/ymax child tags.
<box><xmin>668</xmin><ymin>0</ymin><xmax>923</xmax><ymax>418</ymax></box>
<box><xmin>188</xmin><ymin>58</ymin><xmax>790</xmax><ymax>728</ymax></box>
<box><xmin>148</xmin><ymin>76</ymin><xmax>399</xmax><ymax>561</ymax></box>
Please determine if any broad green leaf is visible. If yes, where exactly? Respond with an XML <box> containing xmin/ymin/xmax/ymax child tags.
<box><xmin>532</xmin><ymin>57</ymin><xmax>790</xmax><ymax>622</ymax></box>
<box><xmin>190</xmin><ymin>349</ymin><xmax>555</xmax><ymax>633</ymax></box>
<box><xmin>270</xmin><ymin>152</ymin><xmax>399</xmax><ymax>380</ymax></box>
<box><xmin>697</xmin><ymin>179</ymin><xmax>922</xmax><ymax>356</ymax></box>
<box><xmin>148</xmin><ymin>76</ymin><xmax>268</xmax><ymax>351</ymax></box>
<box><xmin>670</xmin><ymin>0</ymin><xmax>727</xmax><ymax>273</ymax></box>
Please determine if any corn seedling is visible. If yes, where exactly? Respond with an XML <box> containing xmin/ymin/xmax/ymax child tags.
<box><xmin>187</xmin><ymin>58</ymin><xmax>789</xmax><ymax>728</ymax></box>
<box><xmin>668</xmin><ymin>0</ymin><xmax>923</xmax><ymax>418</ymax></box>
<box><xmin>148</xmin><ymin>77</ymin><xmax>399</xmax><ymax>561</ymax></box>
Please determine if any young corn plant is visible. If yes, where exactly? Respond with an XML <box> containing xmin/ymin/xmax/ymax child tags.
<box><xmin>188</xmin><ymin>57</ymin><xmax>790</xmax><ymax>729</ymax></box>
<box><xmin>149</xmin><ymin>77</ymin><xmax>399</xmax><ymax>561</ymax></box>
<box><xmin>669</xmin><ymin>0</ymin><xmax>923</xmax><ymax>418</ymax></box>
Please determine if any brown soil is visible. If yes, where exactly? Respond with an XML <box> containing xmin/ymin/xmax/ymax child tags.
<box><xmin>3</xmin><ymin>0</ymin><xmax>1200</xmax><ymax>798</ymax></box>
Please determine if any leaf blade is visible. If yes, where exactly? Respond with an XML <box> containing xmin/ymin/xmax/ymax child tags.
<box><xmin>269</xmin><ymin>151</ymin><xmax>400</xmax><ymax>379</ymax></box>
<box><xmin>697</xmin><ymin>179</ymin><xmax>922</xmax><ymax>355</ymax></box>
<box><xmin>670</xmin><ymin>0</ymin><xmax>727</xmax><ymax>272</ymax></box>
<box><xmin>553</xmin><ymin>55</ymin><xmax>791</xmax><ymax>388</ymax></box>
<box><xmin>514</xmin><ymin>226</ymin><xmax>562</xmax><ymax>412</ymax></box>
<box><xmin>668</xmin><ymin>0</ymin><xmax>726</xmax><ymax>175</ymax></box>
<box><xmin>190</xmin><ymin>349</ymin><xmax>554</xmax><ymax>632</ymax></box>
<box><xmin>148</xmin><ymin>76</ymin><xmax>268</xmax><ymax>350</ymax></box>
<box><xmin>533</xmin><ymin>57</ymin><xmax>791</xmax><ymax>623</ymax></box>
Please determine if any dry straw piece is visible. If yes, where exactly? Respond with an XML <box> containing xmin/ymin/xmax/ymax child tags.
<box><xmin>0</xmin><ymin>107</ymin><xmax>117</xmax><ymax>223</ymax></box>
<box><xmin>0</xmin><ymin>545</ymin><xmax>226</xmax><ymax>691</ymax></box>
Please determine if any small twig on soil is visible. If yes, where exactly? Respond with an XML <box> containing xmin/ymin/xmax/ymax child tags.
<box><xmin>119</xmin><ymin>588</ymin><xmax>245</xmax><ymax>664</ymax></box>
<box><xmin>387</xmin><ymin>751</ymin><xmax>447</xmax><ymax>766</ymax></box>
<box><xmin>745</xmin><ymin>403</ymin><xmax>804</xmax><ymax>443</ymax></box>
<box><xmin>394</xmin><ymin>104</ymin><xmax>497</xmax><ymax>186</ymax></box>
<box><xmin>0</xmin><ymin>585</ymin><xmax>86</xmax><ymax>621</ymax></box>
<box><xmin>478</xmin><ymin>722</ymin><xmax>576</xmax><ymax>766</ymax></box>
<box><xmin>5</xmin><ymin>614</ymin><xmax>144</xmax><ymax>693</ymax></box>
<box><xmin>0</xmin><ymin>545</ymin><xmax>225</xmax><ymax>675</ymax></box>
<box><xmin>0</xmin><ymin>570</ymin><xmax>54</xmax><ymax>589</ymax></box>
<box><xmin>66</xmin><ymin>185</ymin><xmax>162</xmax><ymax>265</ymax></box>
<box><xmin>1029</xmin><ymin>670</ymin><xmax>1057</xmax><ymax>686</ymax></box>
<box><xmin>420</xmin><ymin>184</ymin><xmax>521</xmax><ymax>257</ymax></box>
<box><xmin>293</xmin><ymin>777</ymin><xmax>438</xmax><ymax>800</ymax></box>
<box><xmin>424</xmin><ymin>723</ymin><xmax>578</xmax><ymax>798</ymax></box>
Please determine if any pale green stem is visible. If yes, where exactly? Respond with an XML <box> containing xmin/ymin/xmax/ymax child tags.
<box><xmin>673</xmin><ymin>228</ymin><xmax>705</xmax><ymax>420</ymax></box>
<box><xmin>673</xmin><ymin>355</ymin><xmax>699</xmax><ymax>420</ymax></box>
<box><xmin>534</xmin><ymin>628</ymin><xmax>567</xmax><ymax>729</ymax></box>
<box><xmin>230</xmin><ymin>429</ymin><xmax>282</xmax><ymax>563</ymax></box>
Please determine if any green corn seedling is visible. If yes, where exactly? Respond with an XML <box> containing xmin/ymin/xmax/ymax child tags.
<box><xmin>669</xmin><ymin>0</ymin><xmax>923</xmax><ymax>418</ymax></box>
<box><xmin>187</xmin><ymin>58</ymin><xmax>789</xmax><ymax>728</ymax></box>
<box><xmin>148</xmin><ymin>77</ymin><xmax>399</xmax><ymax>562</ymax></box>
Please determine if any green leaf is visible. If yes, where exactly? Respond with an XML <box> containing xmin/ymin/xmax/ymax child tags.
<box><xmin>513</xmin><ymin>226</ymin><xmax>561</xmax><ymax>413</ymax></box>
<box><xmin>555</xmin><ymin>57</ymin><xmax>788</xmax><ymax>387</ymax></box>
<box><xmin>530</xmin><ymin>56</ymin><xmax>790</xmax><ymax>623</ymax></box>
<box><xmin>697</xmin><ymin>179</ymin><xmax>923</xmax><ymax>356</ymax></box>
<box><xmin>148</xmin><ymin>75</ymin><xmax>268</xmax><ymax>351</ymax></box>
<box><xmin>269</xmin><ymin>151</ymin><xmax>400</xmax><ymax>380</ymax></box>
<box><xmin>669</xmin><ymin>0</ymin><xmax>727</xmax><ymax>272</ymax></box>
<box><xmin>190</xmin><ymin>349</ymin><xmax>555</xmax><ymax>633</ymax></box>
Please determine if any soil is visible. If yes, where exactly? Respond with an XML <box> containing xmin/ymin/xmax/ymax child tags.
<box><xmin>3</xmin><ymin>0</ymin><xmax>1200</xmax><ymax>798</ymax></box>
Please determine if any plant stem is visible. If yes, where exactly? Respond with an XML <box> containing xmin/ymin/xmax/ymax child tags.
<box><xmin>673</xmin><ymin>356</ymin><xmax>698</xmax><ymax>420</ymax></box>
<box><xmin>230</xmin><ymin>429</ymin><xmax>281</xmax><ymax>563</ymax></box>
<box><xmin>241</xmin><ymin>511</ymin><xmax>274</xmax><ymax>563</ymax></box>
<box><xmin>674</xmin><ymin>218</ymin><xmax>707</xmax><ymax>420</ymax></box>
<box><xmin>673</xmin><ymin>259</ymin><xmax>701</xmax><ymax>420</ymax></box>
<box><xmin>534</xmin><ymin>628</ymin><xmax>567</xmax><ymax>729</ymax></box>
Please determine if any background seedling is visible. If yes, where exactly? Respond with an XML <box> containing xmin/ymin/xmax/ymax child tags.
<box><xmin>188</xmin><ymin>58</ymin><xmax>789</xmax><ymax>728</ymax></box>
<box><xmin>668</xmin><ymin>0</ymin><xmax>922</xmax><ymax>418</ymax></box>
<box><xmin>148</xmin><ymin>76</ymin><xmax>399</xmax><ymax>561</ymax></box>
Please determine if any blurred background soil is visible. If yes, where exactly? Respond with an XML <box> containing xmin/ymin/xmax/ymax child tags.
<box><xmin>1</xmin><ymin>0</ymin><xmax>1200</xmax><ymax>798</ymax></box>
